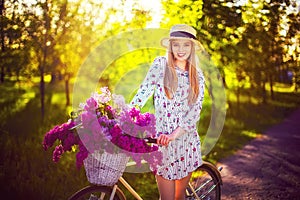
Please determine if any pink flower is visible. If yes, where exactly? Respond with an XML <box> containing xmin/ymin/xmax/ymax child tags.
<box><xmin>84</xmin><ymin>97</ymin><xmax>98</xmax><ymax>111</ymax></box>
<box><xmin>110</xmin><ymin>124</ymin><xmax>122</xmax><ymax>138</ymax></box>
<box><xmin>42</xmin><ymin>121</ymin><xmax>76</xmax><ymax>150</ymax></box>
<box><xmin>62</xmin><ymin>132</ymin><xmax>78</xmax><ymax>151</ymax></box>
<box><xmin>76</xmin><ymin>142</ymin><xmax>89</xmax><ymax>169</ymax></box>
<box><xmin>53</xmin><ymin>145</ymin><xmax>64</xmax><ymax>162</ymax></box>
<box><xmin>98</xmin><ymin>87</ymin><xmax>111</xmax><ymax>103</ymax></box>
<box><xmin>42</xmin><ymin>125</ymin><xmax>59</xmax><ymax>150</ymax></box>
<box><xmin>129</xmin><ymin>107</ymin><xmax>140</xmax><ymax>118</ymax></box>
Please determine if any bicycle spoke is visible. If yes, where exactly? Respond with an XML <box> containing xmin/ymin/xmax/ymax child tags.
<box><xmin>187</xmin><ymin>163</ymin><xmax>221</xmax><ymax>200</ymax></box>
<box><xmin>194</xmin><ymin>179</ymin><xmax>213</xmax><ymax>193</ymax></box>
<box><xmin>199</xmin><ymin>184</ymin><xmax>217</xmax><ymax>199</ymax></box>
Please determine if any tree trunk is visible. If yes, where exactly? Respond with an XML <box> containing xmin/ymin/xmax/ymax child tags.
<box><xmin>0</xmin><ymin>0</ymin><xmax>5</xmax><ymax>83</ymax></box>
<box><xmin>295</xmin><ymin>72</ymin><xmax>299</xmax><ymax>92</ymax></box>
<box><xmin>269</xmin><ymin>74</ymin><xmax>274</xmax><ymax>100</ymax></box>
<box><xmin>40</xmin><ymin>64</ymin><xmax>45</xmax><ymax>120</ymax></box>
<box><xmin>0</xmin><ymin>66</ymin><xmax>4</xmax><ymax>83</ymax></box>
<box><xmin>237</xmin><ymin>85</ymin><xmax>240</xmax><ymax>109</ymax></box>
<box><xmin>65</xmin><ymin>73</ymin><xmax>70</xmax><ymax>106</ymax></box>
<box><xmin>262</xmin><ymin>81</ymin><xmax>267</xmax><ymax>104</ymax></box>
<box><xmin>40</xmin><ymin>0</ymin><xmax>50</xmax><ymax>120</ymax></box>
<box><xmin>40</xmin><ymin>30</ymin><xmax>48</xmax><ymax>120</ymax></box>
<box><xmin>236</xmin><ymin>74</ymin><xmax>241</xmax><ymax>109</ymax></box>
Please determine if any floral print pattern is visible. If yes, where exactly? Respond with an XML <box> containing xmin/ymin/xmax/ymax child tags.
<box><xmin>130</xmin><ymin>56</ymin><xmax>205</xmax><ymax>180</ymax></box>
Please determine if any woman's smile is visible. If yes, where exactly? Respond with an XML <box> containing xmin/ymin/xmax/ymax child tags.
<box><xmin>177</xmin><ymin>52</ymin><xmax>186</xmax><ymax>57</ymax></box>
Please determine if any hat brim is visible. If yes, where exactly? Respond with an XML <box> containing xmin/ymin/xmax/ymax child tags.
<box><xmin>160</xmin><ymin>37</ymin><xmax>203</xmax><ymax>51</ymax></box>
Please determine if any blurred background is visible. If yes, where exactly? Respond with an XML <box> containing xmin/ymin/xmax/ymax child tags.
<box><xmin>0</xmin><ymin>0</ymin><xmax>299</xmax><ymax>199</ymax></box>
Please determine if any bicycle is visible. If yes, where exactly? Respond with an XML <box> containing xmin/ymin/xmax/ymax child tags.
<box><xmin>68</xmin><ymin>138</ymin><xmax>223</xmax><ymax>200</ymax></box>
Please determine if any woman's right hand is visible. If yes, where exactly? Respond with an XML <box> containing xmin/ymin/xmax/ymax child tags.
<box><xmin>157</xmin><ymin>127</ymin><xmax>185</xmax><ymax>146</ymax></box>
<box><xmin>157</xmin><ymin>134</ymin><xmax>176</xmax><ymax>146</ymax></box>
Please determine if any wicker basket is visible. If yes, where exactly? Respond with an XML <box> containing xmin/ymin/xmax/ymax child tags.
<box><xmin>83</xmin><ymin>151</ymin><xmax>129</xmax><ymax>186</ymax></box>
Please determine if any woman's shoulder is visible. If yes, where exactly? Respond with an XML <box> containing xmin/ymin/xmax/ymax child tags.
<box><xmin>153</xmin><ymin>56</ymin><xmax>167</xmax><ymax>65</ymax></box>
<box><xmin>152</xmin><ymin>56</ymin><xmax>167</xmax><ymax>70</ymax></box>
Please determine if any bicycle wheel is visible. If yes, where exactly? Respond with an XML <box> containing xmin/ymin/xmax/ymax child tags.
<box><xmin>68</xmin><ymin>185</ymin><xmax>126</xmax><ymax>200</ymax></box>
<box><xmin>186</xmin><ymin>163</ymin><xmax>221</xmax><ymax>200</ymax></box>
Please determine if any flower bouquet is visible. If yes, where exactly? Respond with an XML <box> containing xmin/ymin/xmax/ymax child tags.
<box><xmin>43</xmin><ymin>87</ymin><xmax>162</xmax><ymax>185</ymax></box>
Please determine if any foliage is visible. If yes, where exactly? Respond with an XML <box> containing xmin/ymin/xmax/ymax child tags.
<box><xmin>1</xmin><ymin>0</ymin><xmax>154</xmax><ymax>81</ymax></box>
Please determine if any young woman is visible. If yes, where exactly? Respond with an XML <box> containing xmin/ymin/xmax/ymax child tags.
<box><xmin>130</xmin><ymin>24</ymin><xmax>205</xmax><ymax>200</ymax></box>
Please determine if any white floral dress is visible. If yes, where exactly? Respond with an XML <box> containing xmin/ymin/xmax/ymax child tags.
<box><xmin>130</xmin><ymin>56</ymin><xmax>205</xmax><ymax>180</ymax></box>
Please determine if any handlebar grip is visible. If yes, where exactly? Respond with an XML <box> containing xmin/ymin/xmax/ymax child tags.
<box><xmin>144</xmin><ymin>137</ymin><xmax>157</xmax><ymax>144</ymax></box>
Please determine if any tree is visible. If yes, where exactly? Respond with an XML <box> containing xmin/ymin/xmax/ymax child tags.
<box><xmin>238</xmin><ymin>0</ymin><xmax>297</xmax><ymax>102</ymax></box>
<box><xmin>0</xmin><ymin>0</ymin><xmax>5</xmax><ymax>83</ymax></box>
<box><xmin>284</xmin><ymin>0</ymin><xmax>300</xmax><ymax>91</ymax></box>
<box><xmin>0</xmin><ymin>0</ymin><xmax>31</xmax><ymax>84</ymax></box>
<box><xmin>2</xmin><ymin>0</ymin><xmax>154</xmax><ymax>118</ymax></box>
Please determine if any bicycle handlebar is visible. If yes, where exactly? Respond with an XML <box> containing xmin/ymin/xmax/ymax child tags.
<box><xmin>144</xmin><ymin>137</ymin><xmax>157</xmax><ymax>144</ymax></box>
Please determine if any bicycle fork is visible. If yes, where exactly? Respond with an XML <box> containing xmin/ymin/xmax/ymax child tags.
<box><xmin>109</xmin><ymin>185</ymin><xmax>119</xmax><ymax>200</ymax></box>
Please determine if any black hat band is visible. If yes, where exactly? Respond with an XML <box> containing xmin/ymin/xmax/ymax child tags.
<box><xmin>170</xmin><ymin>31</ymin><xmax>196</xmax><ymax>40</ymax></box>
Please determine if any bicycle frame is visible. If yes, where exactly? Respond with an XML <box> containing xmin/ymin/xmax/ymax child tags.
<box><xmin>110</xmin><ymin>176</ymin><xmax>204</xmax><ymax>200</ymax></box>
<box><xmin>109</xmin><ymin>161</ymin><xmax>222</xmax><ymax>200</ymax></box>
<box><xmin>118</xmin><ymin>177</ymin><xmax>143</xmax><ymax>200</ymax></box>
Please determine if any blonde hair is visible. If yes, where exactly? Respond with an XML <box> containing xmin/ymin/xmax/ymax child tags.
<box><xmin>164</xmin><ymin>40</ymin><xmax>199</xmax><ymax>105</ymax></box>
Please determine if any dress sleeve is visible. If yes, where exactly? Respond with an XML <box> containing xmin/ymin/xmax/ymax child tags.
<box><xmin>130</xmin><ymin>57</ymin><xmax>164</xmax><ymax>108</ymax></box>
<box><xmin>178</xmin><ymin>70</ymin><xmax>205</xmax><ymax>132</ymax></box>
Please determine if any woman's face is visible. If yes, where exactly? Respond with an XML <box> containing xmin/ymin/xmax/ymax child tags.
<box><xmin>171</xmin><ymin>39</ymin><xmax>193</xmax><ymax>62</ymax></box>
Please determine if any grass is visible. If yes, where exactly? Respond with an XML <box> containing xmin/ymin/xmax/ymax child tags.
<box><xmin>0</xmin><ymin>79</ymin><xmax>300</xmax><ymax>199</ymax></box>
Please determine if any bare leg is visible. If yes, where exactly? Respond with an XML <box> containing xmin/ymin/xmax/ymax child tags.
<box><xmin>156</xmin><ymin>175</ymin><xmax>175</xmax><ymax>200</ymax></box>
<box><xmin>174</xmin><ymin>172</ymin><xmax>192</xmax><ymax>200</ymax></box>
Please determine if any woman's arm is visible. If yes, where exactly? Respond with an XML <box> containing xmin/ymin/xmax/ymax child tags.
<box><xmin>130</xmin><ymin>57</ymin><xmax>164</xmax><ymax>108</ymax></box>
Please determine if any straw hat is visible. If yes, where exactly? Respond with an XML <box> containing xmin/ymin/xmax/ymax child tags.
<box><xmin>161</xmin><ymin>24</ymin><xmax>203</xmax><ymax>51</ymax></box>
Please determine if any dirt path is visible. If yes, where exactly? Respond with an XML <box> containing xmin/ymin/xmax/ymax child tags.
<box><xmin>217</xmin><ymin>108</ymin><xmax>300</xmax><ymax>200</ymax></box>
